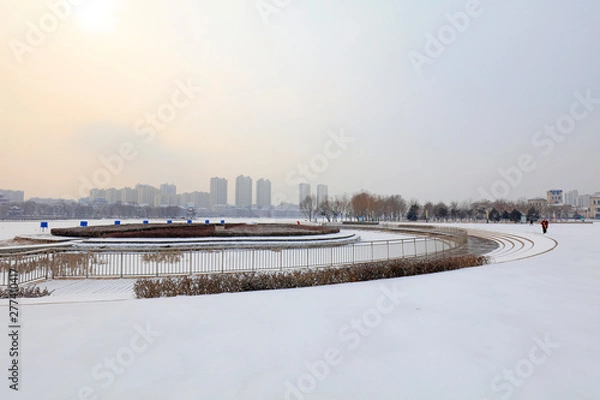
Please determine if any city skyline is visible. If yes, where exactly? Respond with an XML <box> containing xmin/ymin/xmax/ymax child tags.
<box><xmin>4</xmin><ymin>182</ymin><xmax>600</xmax><ymax>207</ymax></box>
<box><xmin>83</xmin><ymin>174</ymin><xmax>278</xmax><ymax>208</ymax></box>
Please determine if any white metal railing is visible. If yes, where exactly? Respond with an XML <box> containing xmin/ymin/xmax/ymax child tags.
<box><xmin>0</xmin><ymin>228</ymin><xmax>467</xmax><ymax>286</ymax></box>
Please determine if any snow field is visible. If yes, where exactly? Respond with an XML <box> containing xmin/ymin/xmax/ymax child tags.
<box><xmin>0</xmin><ymin>222</ymin><xmax>598</xmax><ymax>399</ymax></box>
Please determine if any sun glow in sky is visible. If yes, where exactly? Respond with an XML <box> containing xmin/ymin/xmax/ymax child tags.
<box><xmin>75</xmin><ymin>1</ymin><xmax>120</xmax><ymax>34</ymax></box>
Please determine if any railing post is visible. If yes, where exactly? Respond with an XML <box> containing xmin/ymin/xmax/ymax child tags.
<box><xmin>414</xmin><ymin>238</ymin><xmax>417</xmax><ymax>258</ymax></box>
<box><xmin>120</xmin><ymin>252</ymin><xmax>124</xmax><ymax>278</ymax></box>
<box><xmin>387</xmin><ymin>240</ymin><xmax>390</xmax><ymax>261</ymax></box>
<box><xmin>401</xmin><ymin>240</ymin><xmax>405</xmax><ymax>258</ymax></box>
<box><xmin>371</xmin><ymin>241</ymin><xmax>374</xmax><ymax>262</ymax></box>
<box><xmin>221</xmin><ymin>250</ymin><xmax>224</xmax><ymax>274</ymax></box>
<box><xmin>252</xmin><ymin>248</ymin><xmax>255</xmax><ymax>272</ymax></box>
<box><xmin>280</xmin><ymin>250</ymin><xmax>283</xmax><ymax>271</ymax></box>
<box><xmin>86</xmin><ymin>254</ymin><xmax>89</xmax><ymax>279</ymax></box>
<box><xmin>189</xmin><ymin>251</ymin><xmax>193</xmax><ymax>276</ymax></box>
<box><xmin>331</xmin><ymin>246</ymin><xmax>334</xmax><ymax>266</ymax></box>
<box><xmin>352</xmin><ymin>244</ymin><xmax>355</xmax><ymax>265</ymax></box>
<box><xmin>306</xmin><ymin>247</ymin><xmax>310</xmax><ymax>268</ymax></box>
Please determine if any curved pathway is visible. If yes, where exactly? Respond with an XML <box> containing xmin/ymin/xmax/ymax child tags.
<box><xmin>467</xmin><ymin>228</ymin><xmax>558</xmax><ymax>263</ymax></box>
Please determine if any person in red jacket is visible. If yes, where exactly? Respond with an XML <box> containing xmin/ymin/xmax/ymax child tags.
<box><xmin>541</xmin><ymin>219</ymin><xmax>549</xmax><ymax>234</ymax></box>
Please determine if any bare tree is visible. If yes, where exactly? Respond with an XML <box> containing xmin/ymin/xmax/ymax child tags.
<box><xmin>299</xmin><ymin>195</ymin><xmax>317</xmax><ymax>221</ymax></box>
<box><xmin>318</xmin><ymin>199</ymin><xmax>333</xmax><ymax>222</ymax></box>
<box><xmin>351</xmin><ymin>192</ymin><xmax>371</xmax><ymax>221</ymax></box>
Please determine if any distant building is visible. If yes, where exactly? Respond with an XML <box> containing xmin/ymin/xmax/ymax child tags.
<box><xmin>90</xmin><ymin>188</ymin><xmax>107</xmax><ymax>203</ymax></box>
<box><xmin>0</xmin><ymin>189</ymin><xmax>24</xmax><ymax>203</ymax></box>
<box><xmin>119</xmin><ymin>187</ymin><xmax>138</xmax><ymax>204</ymax></box>
<box><xmin>589</xmin><ymin>194</ymin><xmax>600</xmax><ymax>219</ymax></box>
<box><xmin>210</xmin><ymin>177</ymin><xmax>228</xmax><ymax>207</ymax></box>
<box><xmin>316</xmin><ymin>184</ymin><xmax>328</xmax><ymax>208</ymax></box>
<box><xmin>527</xmin><ymin>198</ymin><xmax>547</xmax><ymax>209</ymax></box>
<box><xmin>577</xmin><ymin>194</ymin><xmax>591</xmax><ymax>209</ymax></box>
<box><xmin>196</xmin><ymin>192</ymin><xmax>210</xmax><ymax>208</ymax></box>
<box><xmin>158</xmin><ymin>183</ymin><xmax>177</xmax><ymax>206</ymax></box>
<box><xmin>7</xmin><ymin>205</ymin><xmax>23</xmax><ymax>217</ymax></box>
<box><xmin>299</xmin><ymin>183</ymin><xmax>311</xmax><ymax>205</ymax></box>
<box><xmin>564</xmin><ymin>190</ymin><xmax>579</xmax><ymax>206</ymax></box>
<box><xmin>160</xmin><ymin>183</ymin><xmax>177</xmax><ymax>196</ymax></box>
<box><xmin>106</xmin><ymin>188</ymin><xmax>119</xmax><ymax>204</ymax></box>
<box><xmin>546</xmin><ymin>190</ymin><xmax>564</xmax><ymax>205</ymax></box>
<box><xmin>256</xmin><ymin>178</ymin><xmax>271</xmax><ymax>208</ymax></box>
<box><xmin>136</xmin><ymin>184</ymin><xmax>158</xmax><ymax>206</ymax></box>
<box><xmin>235</xmin><ymin>175</ymin><xmax>253</xmax><ymax>208</ymax></box>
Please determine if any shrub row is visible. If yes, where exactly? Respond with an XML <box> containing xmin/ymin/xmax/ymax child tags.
<box><xmin>134</xmin><ymin>255</ymin><xmax>489</xmax><ymax>298</ymax></box>
<box><xmin>0</xmin><ymin>285</ymin><xmax>54</xmax><ymax>298</ymax></box>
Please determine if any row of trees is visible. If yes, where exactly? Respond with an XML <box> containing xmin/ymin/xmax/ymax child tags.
<box><xmin>300</xmin><ymin>192</ymin><xmax>579</xmax><ymax>222</ymax></box>
<box><xmin>2</xmin><ymin>193</ymin><xmax>581</xmax><ymax>222</ymax></box>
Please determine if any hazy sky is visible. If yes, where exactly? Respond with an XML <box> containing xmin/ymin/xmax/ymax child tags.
<box><xmin>1</xmin><ymin>0</ymin><xmax>599</xmax><ymax>204</ymax></box>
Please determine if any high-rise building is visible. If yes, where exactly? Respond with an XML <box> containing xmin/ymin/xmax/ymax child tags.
<box><xmin>106</xmin><ymin>188</ymin><xmax>119</xmax><ymax>204</ymax></box>
<box><xmin>181</xmin><ymin>191</ymin><xmax>210</xmax><ymax>208</ymax></box>
<box><xmin>136</xmin><ymin>184</ymin><xmax>158</xmax><ymax>206</ymax></box>
<box><xmin>195</xmin><ymin>192</ymin><xmax>210</xmax><ymax>208</ymax></box>
<box><xmin>210</xmin><ymin>177</ymin><xmax>228</xmax><ymax>207</ymax></box>
<box><xmin>299</xmin><ymin>183</ymin><xmax>311</xmax><ymax>204</ymax></box>
<box><xmin>160</xmin><ymin>183</ymin><xmax>176</xmax><ymax>196</ymax></box>
<box><xmin>564</xmin><ymin>190</ymin><xmax>579</xmax><ymax>206</ymax></box>
<box><xmin>157</xmin><ymin>183</ymin><xmax>177</xmax><ymax>206</ymax></box>
<box><xmin>316</xmin><ymin>184</ymin><xmax>328</xmax><ymax>208</ymax></box>
<box><xmin>90</xmin><ymin>188</ymin><xmax>107</xmax><ymax>202</ymax></box>
<box><xmin>119</xmin><ymin>187</ymin><xmax>137</xmax><ymax>204</ymax></box>
<box><xmin>256</xmin><ymin>178</ymin><xmax>271</xmax><ymax>208</ymax></box>
<box><xmin>235</xmin><ymin>175</ymin><xmax>253</xmax><ymax>208</ymax></box>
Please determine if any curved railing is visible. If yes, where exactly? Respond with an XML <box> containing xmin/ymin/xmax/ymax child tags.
<box><xmin>0</xmin><ymin>226</ymin><xmax>468</xmax><ymax>286</ymax></box>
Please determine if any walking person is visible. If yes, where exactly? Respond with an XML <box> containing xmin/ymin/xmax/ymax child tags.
<box><xmin>541</xmin><ymin>219</ymin><xmax>549</xmax><ymax>234</ymax></box>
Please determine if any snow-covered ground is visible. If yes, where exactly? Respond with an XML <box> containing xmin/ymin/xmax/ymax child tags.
<box><xmin>1</xmin><ymin>222</ymin><xmax>599</xmax><ymax>399</ymax></box>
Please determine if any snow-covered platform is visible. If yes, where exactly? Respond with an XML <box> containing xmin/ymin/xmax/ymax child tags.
<box><xmin>1</xmin><ymin>223</ymin><xmax>599</xmax><ymax>400</ymax></box>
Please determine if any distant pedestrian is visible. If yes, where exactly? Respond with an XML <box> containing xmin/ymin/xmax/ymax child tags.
<box><xmin>541</xmin><ymin>219</ymin><xmax>549</xmax><ymax>234</ymax></box>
